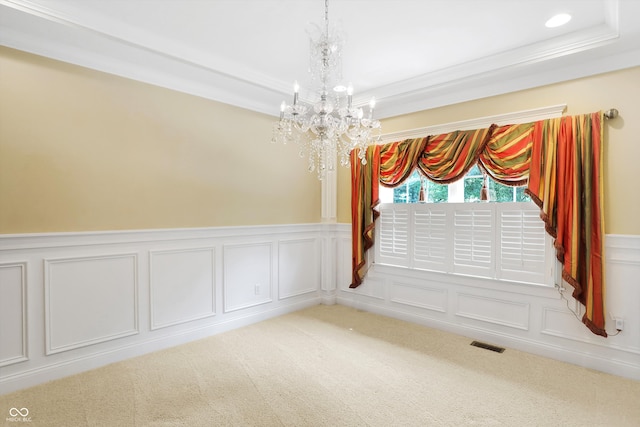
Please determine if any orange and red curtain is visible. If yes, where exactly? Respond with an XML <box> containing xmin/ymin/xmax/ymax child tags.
<box><xmin>350</xmin><ymin>112</ymin><xmax>606</xmax><ymax>336</ymax></box>
<box><xmin>350</xmin><ymin>144</ymin><xmax>380</xmax><ymax>286</ymax></box>
<box><xmin>526</xmin><ymin>112</ymin><xmax>606</xmax><ymax>336</ymax></box>
<box><xmin>417</xmin><ymin>127</ymin><xmax>495</xmax><ymax>183</ymax></box>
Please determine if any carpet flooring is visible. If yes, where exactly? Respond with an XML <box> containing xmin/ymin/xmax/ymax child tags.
<box><xmin>1</xmin><ymin>304</ymin><xmax>639</xmax><ymax>426</ymax></box>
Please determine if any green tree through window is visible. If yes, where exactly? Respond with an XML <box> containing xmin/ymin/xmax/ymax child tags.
<box><xmin>393</xmin><ymin>173</ymin><xmax>422</xmax><ymax>203</ymax></box>
<box><xmin>464</xmin><ymin>165</ymin><xmax>483</xmax><ymax>202</ymax></box>
<box><xmin>390</xmin><ymin>167</ymin><xmax>530</xmax><ymax>203</ymax></box>
<box><xmin>425</xmin><ymin>179</ymin><xmax>448</xmax><ymax>203</ymax></box>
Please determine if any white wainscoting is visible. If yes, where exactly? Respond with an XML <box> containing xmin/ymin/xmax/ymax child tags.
<box><xmin>1</xmin><ymin>225</ymin><xmax>637</xmax><ymax>394</ymax></box>
<box><xmin>0</xmin><ymin>224</ymin><xmax>331</xmax><ymax>394</ymax></box>
<box><xmin>337</xmin><ymin>233</ymin><xmax>640</xmax><ymax>381</ymax></box>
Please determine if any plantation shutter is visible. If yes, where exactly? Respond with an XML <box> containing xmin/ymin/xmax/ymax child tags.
<box><xmin>498</xmin><ymin>204</ymin><xmax>550</xmax><ymax>284</ymax></box>
<box><xmin>377</xmin><ymin>204</ymin><xmax>410</xmax><ymax>267</ymax></box>
<box><xmin>452</xmin><ymin>205</ymin><xmax>495</xmax><ymax>277</ymax></box>
<box><xmin>413</xmin><ymin>205</ymin><xmax>450</xmax><ymax>271</ymax></box>
<box><xmin>374</xmin><ymin>202</ymin><xmax>550</xmax><ymax>286</ymax></box>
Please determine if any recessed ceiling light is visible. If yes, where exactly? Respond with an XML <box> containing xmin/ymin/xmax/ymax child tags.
<box><xmin>545</xmin><ymin>13</ymin><xmax>572</xmax><ymax>28</ymax></box>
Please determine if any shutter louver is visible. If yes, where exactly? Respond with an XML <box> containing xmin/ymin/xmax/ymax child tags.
<box><xmin>377</xmin><ymin>204</ymin><xmax>410</xmax><ymax>267</ymax></box>
<box><xmin>499</xmin><ymin>205</ymin><xmax>547</xmax><ymax>284</ymax></box>
<box><xmin>453</xmin><ymin>206</ymin><xmax>494</xmax><ymax>276</ymax></box>
<box><xmin>413</xmin><ymin>206</ymin><xmax>448</xmax><ymax>271</ymax></box>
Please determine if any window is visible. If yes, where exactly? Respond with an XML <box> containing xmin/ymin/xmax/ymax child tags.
<box><xmin>376</xmin><ymin>167</ymin><xmax>554</xmax><ymax>287</ymax></box>
<box><xmin>381</xmin><ymin>166</ymin><xmax>530</xmax><ymax>204</ymax></box>
<box><xmin>390</xmin><ymin>171</ymin><xmax>448</xmax><ymax>203</ymax></box>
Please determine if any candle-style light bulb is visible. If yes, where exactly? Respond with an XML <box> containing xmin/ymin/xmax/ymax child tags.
<box><xmin>293</xmin><ymin>81</ymin><xmax>299</xmax><ymax>106</ymax></box>
<box><xmin>347</xmin><ymin>83</ymin><xmax>354</xmax><ymax>108</ymax></box>
<box><xmin>280</xmin><ymin>101</ymin><xmax>286</xmax><ymax>119</ymax></box>
<box><xmin>369</xmin><ymin>97</ymin><xmax>376</xmax><ymax>119</ymax></box>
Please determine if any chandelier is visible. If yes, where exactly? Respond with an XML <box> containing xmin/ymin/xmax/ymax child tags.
<box><xmin>271</xmin><ymin>0</ymin><xmax>381</xmax><ymax>179</ymax></box>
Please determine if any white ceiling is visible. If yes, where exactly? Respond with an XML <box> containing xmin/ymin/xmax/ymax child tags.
<box><xmin>1</xmin><ymin>0</ymin><xmax>639</xmax><ymax>119</ymax></box>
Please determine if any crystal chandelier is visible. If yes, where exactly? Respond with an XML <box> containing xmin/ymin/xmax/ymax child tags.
<box><xmin>271</xmin><ymin>0</ymin><xmax>381</xmax><ymax>180</ymax></box>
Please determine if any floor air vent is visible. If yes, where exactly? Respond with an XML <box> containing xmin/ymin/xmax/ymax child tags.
<box><xmin>470</xmin><ymin>341</ymin><xmax>505</xmax><ymax>353</ymax></box>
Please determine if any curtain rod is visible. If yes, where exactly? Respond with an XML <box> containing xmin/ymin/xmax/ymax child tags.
<box><xmin>379</xmin><ymin>106</ymin><xmax>617</xmax><ymax>144</ymax></box>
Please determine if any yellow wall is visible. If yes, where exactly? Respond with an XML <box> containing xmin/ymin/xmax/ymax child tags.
<box><xmin>0</xmin><ymin>47</ymin><xmax>320</xmax><ymax>233</ymax></box>
<box><xmin>2</xmin><ymin>45</ymin><xmax>636</xmax><ymax>235</ymax></box>
<box><xmin>337</xmin><ymin>66</ymin><xmax>640</xmax><ymax>235</ymax></box>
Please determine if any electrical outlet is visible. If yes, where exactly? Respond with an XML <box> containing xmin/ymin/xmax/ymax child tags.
<box><xmin>615</xmin><ymin>318</ymin><xmax>624</xmax><ymax>331</ymax></box>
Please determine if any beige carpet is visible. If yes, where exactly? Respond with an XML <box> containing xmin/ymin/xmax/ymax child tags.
<box><xmin>1</xmin><ymin>305</ymin><xmax>639</xmax><ymax>426</ymax></box>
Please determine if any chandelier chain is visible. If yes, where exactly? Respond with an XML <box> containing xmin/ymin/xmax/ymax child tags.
<box><xmin>324</xmin><ymin>0</ymin><xmax>329</xmax><ymax>32</ymax></box>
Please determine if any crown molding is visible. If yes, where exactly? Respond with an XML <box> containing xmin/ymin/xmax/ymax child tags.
<box><xmin>1</xmin><ymin>0</ymin><xmax>639</xmax><ymax>119</ymax></box>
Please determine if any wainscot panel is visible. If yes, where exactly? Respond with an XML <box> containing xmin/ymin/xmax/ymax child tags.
<box><xmin>390</xmin><ymin>281</ymin><xmax>447</xmax><ymax>313</ymax></box>
<box><xmin>0</xmin><ymin>224</ymin><xmax>330</xmax><ymax>395</ymax></box>
<box><xmin>44</xmin><ymin>253</ymin><xmax>139</xmax><ymax>355</ymax></box>
<box><xmin>0</xmin><ymin>262</ymin><xmax>28</xmax><ymax>367</ymax></box>
<box><xmin>150</xmin><ymin>248</ymin><xmax>216</xmax><ymax>330</ymax></box>
<box><xmin>223</xmin><ymin>242</ymin><xmax>273</xmax><ymax>312</ymax></box>
<box><xmin>278</xmin><ymin>238</ymin><xmax>320</xmax><ymax>299</ymax></box>
<box><xmin>456</xmin><ymin>293</ymin><xmax>530</xmax><ymax>331</ymax></box>
<box><xmin>336</xmin><ymin>235</ymin><xmax>352</xmax><ymax>292</ymax></box>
